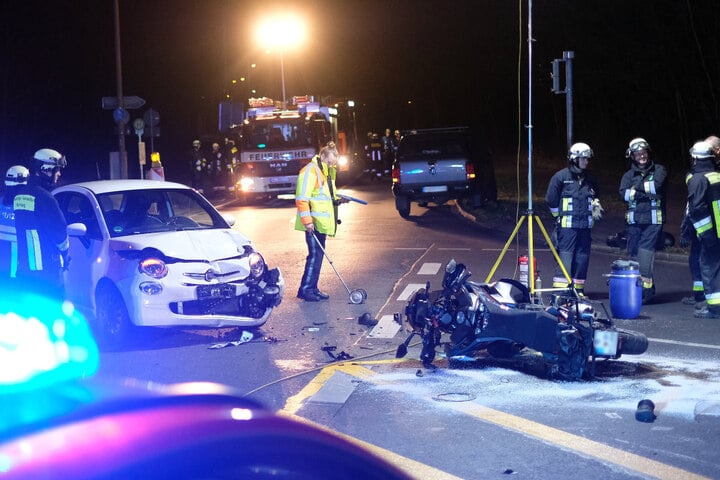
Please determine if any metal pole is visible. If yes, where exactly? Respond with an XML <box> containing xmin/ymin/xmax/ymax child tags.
<box><xmin>527</xmin><ymin>0</ymin><xmax>536</xmax><ymax>292</ymax></box>
<box><xmin>113</xmin><ymin>0</ymin><xmax>127</xmax><ymax>179</ymax></box>
<box><xmin>280</xmin><ymin>51</ymin><xmax>286</xmax><ymax>109</ymax></box>
<box><xmin>527</xmin><ymin>0</ymin><xmax>533</xmax><ymax>214</ymax></box>
<box><xmin>564</xmin><ymin>51</ymin><xmax>574</xmax><ymax>149</ymax></box>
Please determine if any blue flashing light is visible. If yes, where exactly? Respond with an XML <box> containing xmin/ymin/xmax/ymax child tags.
<box><xmin>0</xmin><ymin>294</ymin><xmax>99</xmax><ymax>395</ymax></box>
<box><xmin>257</xmin><ymin>143</ymin><xmax>267</xmax><ymax>149</ymax></box>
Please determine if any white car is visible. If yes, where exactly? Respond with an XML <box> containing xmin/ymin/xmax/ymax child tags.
<box><xmin>53</xmin><ymin>180</ymin><xmax>284</xmax><ymax>349</ymax></box>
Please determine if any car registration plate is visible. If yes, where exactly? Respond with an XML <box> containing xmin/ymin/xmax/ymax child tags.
<box><xmin>197</xmin><ymin>283</ymin><xmax>236</xmax><ymax>299</ymax></box>
<box><xmin>422</xmin><ymin>185</ymin><xmax>448</xmax><ymax>193</ymax></box>
<box><xmin>593</xmin><ymin>330</ymin><xmax>619</xmax><ymax>356</ymax></box>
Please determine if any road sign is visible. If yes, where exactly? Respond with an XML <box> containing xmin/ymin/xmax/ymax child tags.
<box><xmin>143</xmin><ymin>108</ymin><xmax>160</xmax><ymax>127</ymax></box>
<box><xmin>102</xmin><ymin>96</ymin><xmax>146</xmax><ymax>110</ymax></box>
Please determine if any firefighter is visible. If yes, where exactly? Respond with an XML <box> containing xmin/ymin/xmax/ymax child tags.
<box><xmin>619</xmin><ymin>137</ymin><xmax>667</xmax><ymax>304</ymax></box>
<box><xmin>545</xmin><ymin>142</ymin><xmax>601</xmax><ymax>294</ymax></box>
<box><xmin>686</xmin><ymin>140</ymin><xmax>720</xmax><ymax>319</ymax></box>
<box><xmin>1</xmin><ymin>165</ymin><xmax>29</xmax><ymax>290</ymax></box>
<box><xmin>294</xmin><ymin>141</ymin><xmax>349</xmax><ymax>302</ymax></box>
<box><xmin>190</xmin><ymin>139</ymin><xmax>208</xmax><ymax>193</ymax></box>
<box><xmin>12</xmin><ymin>148</ymin><xmax>69</xmax><ymax>301</ymax></box>
<box><xmin>679</xmin><ymin>135</ymin><xmax>720</xmax><ymax>308</ymax></box>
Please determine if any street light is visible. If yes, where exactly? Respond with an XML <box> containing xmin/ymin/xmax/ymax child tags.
<box><xmin>255</xmin><ymin>14</ymin><xmax>305</xmax><ymax>109</ymax></box>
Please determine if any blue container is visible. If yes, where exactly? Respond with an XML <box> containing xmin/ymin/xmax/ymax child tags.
<box><xmin>608</xmin><ymin>260</ymin><xmax>642</xmax><ymax>319</ymax></box>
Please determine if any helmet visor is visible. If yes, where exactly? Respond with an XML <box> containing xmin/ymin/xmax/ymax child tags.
<box><xmin>629</xmin><ymin>140</ymin><xmax>649</xmax><ymax>152</ymax></box>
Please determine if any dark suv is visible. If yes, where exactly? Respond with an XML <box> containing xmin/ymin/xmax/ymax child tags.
<box><xmin>391</xmin><ymin>127</ymin><xmax>496</xmax><ymax>218</ymax></box>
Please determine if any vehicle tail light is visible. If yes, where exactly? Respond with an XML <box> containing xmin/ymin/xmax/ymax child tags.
<box><xmin>139</xmin><ymin>258</ymin><xmax>168</xmax><ymax>279</ymax></box>
<box><xmin>465</xmin><ymin>163</ymin><xmax>476</xmax><ymax>180</ymax></box>
<box><xmin>391</xmin><ymin>166</ymin><xmax>400</xmax><ymax>184</ymax></box>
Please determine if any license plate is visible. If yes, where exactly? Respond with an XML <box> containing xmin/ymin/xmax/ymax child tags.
<box><xmin>593</xmin><ymin>330</ymin><xmax>619</xmax><ymax>356</ymax></box>
<box><xmin>197</xmin><ymin>284</ymin><xmax>236</xmax><ymax>299</ymax></box>
<box><xmin>422</xmin><ymin>185</ymin><xmax>448</xmax><ymax>193</ymax></box>
<box><xmin>269</xmin><ymin>177</ymin><xmax>288</xmax><ymax>184</ymax></box>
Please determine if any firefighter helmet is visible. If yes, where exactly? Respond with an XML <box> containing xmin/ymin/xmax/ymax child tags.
<box><xmin>5</xmin><ymin>165</ymin><xmax>30</xmax><ymax>186</ymax></box>
<box><xmin>689</xmin><ymin>141</ymin><xmax>714</xmax><ymax>161</ymax></box>
<box><xmin>568</xmin><ymin>142</ymin><xmax>593</xmax><ymax>163</ymax></box>
<box><xmin>625</xmin><ymin>137</ymin><xmax>651</xmax><ymax>159</ymax></box>
<box><xmin>32</xmin><ymin>148</ymin><xmax>67</xmax><ymax>173</ymax></box>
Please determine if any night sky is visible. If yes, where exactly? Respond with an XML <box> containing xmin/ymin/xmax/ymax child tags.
<box><xmin>2</xmin><ymin>1</ymin><xmax>719</xmax><ymax>185</ymax></box>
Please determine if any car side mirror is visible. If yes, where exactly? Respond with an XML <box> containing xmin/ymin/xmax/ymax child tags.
<box><xmin>67</xmin><ymin>222</ymin><xmax>88</xmax><ymax>237</ymax></box>
<box><xmin>222</xmin><ymin>214</ymin><xmax>236</xmax><ymax>227</ymax></box>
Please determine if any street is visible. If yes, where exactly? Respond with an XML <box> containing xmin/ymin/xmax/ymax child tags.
<box><xmin>96</xmin><ymin>178</ymin><xmax>720</xmax><ymax>480</ymax></box>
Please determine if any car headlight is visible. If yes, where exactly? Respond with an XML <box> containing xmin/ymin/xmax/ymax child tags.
<box><xmin>248</xmin><ymin>252</ymin><xmax>266</xmax><ymax>278</ymax></box>
<box><xmin>238</xmin><ymin>177</ymin><xmax>254</xmax><ymax>192</ymax></box>
<box><xmin>139</xmin><ymin>258</ymin><xmax>168</xmax><ymax>279</ymax></box>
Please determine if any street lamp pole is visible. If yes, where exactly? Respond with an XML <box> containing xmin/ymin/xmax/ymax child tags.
<box><xmin>280</xmin><ymin>51</ymin><xmax>286</xmax><ymax>109</ymax></box>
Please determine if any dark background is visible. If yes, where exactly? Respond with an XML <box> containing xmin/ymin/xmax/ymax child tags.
<box><xmin>1</xmin><ymin>0</ymin><xmax>719</xmax><ymax>185</ymax></box>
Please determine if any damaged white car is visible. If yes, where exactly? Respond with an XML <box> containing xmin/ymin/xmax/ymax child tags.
<box><xmin>53</xmin><ymin>180</ymin><xmax>284</xmax><ymax>349</ymax></box>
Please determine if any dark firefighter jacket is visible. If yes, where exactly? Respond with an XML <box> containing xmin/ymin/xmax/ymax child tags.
<box><xmin>619</xmin><ymin>161</ymin><xmax>667</xmax><ymax>225</ymax></box>
<box><xmin>687</xmin><ymin>158</ymin><xmax>720</xmax><ymax>246</ymax></box>
<box><xmin>546</xmin><ymin>167</ymin><xmax>598</xmax><ymax>229</ymax></box>
<box><xmin>12</xmin><ymin>181</ymin><xmax>69</xmax><ymax>286</ymax></box>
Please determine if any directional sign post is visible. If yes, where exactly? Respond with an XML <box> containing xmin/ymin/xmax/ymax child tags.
<box><xmin>101</xmin><ymin>96</ymin><xmax>146</xmax><ymax>110</ymax></box>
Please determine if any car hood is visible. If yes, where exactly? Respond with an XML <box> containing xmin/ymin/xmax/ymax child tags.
<box><xmin>109</xmin><ymin>229</ymin><xmax>252</xmax><ymax>261</ymax></box>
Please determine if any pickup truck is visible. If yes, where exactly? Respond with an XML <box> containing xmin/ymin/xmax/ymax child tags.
<box><xmin>391</xmin><ymin>127</ymin><xmax>496</xmax><ymax>218</ymax></box>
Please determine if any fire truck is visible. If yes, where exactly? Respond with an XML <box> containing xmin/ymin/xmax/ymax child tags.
<box><xmin>231</xmin><ymin>95</ymin><xmax>356</xmax><ymax>203</ymax></box>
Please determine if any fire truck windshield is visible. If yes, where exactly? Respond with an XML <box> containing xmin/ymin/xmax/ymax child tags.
<box><xmin>243</xmin><ymin>119</ymin><xmax>314</xmax><ymax>150</ymax></box>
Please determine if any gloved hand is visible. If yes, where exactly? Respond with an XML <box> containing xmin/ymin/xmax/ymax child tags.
<box><xmin>591</xmin><ymin>198</ymin><xmax>604</xmax><ymax>221</ymax></box>
<box><xmin>679</xmin><ymin>235</ymin><xmax>690</xmax><ymax>248</ymax></box>
<box><xmin>60</xmin><ymin>249</ymin><xmax>71</xmax><ymax>271</ymax></box>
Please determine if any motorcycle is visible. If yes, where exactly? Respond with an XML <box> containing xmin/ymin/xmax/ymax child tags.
<box><xmin>396</xmin><ymin>259</ymin><xmax>649</xmax><ymax>381</ymax></box>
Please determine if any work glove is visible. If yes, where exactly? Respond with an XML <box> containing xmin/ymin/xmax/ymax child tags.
<box><xmin>591</xmin><ymin>198</ymin><xmax>604</xmax><ymax>221</ymax></box>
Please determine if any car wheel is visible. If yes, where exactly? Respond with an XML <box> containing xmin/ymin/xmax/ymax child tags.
<box><xmin>95</xmin><ymin>283</ymin><xmax>133</xmax><ymax>350</ymax></box>
<box><xmin>395</xmin><ymin>195</ymin><xmax>411</xmax><ymax>218</ymax></box>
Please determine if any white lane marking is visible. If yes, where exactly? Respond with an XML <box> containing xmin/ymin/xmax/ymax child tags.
<box><xmin>367</xmin><ymin>314</ymin><xmax>401</xmax><ymax>338</ymax></box>
<box><xmin>418</xmin><ymin>262</ymin><xmax>441</xmax><ymax>275</ymax></box>
<box><xmin>308</xmin><ymin>371</ymin><xmax>358</xmax><ymax>404</ymax></box>
<box><xmin>397</xmin><ymin>283</ymin><xmax>426</xmax><ymax>302</ymax></box>
<box><xmin>649</xmin><ymin>338</ymin><xmax>720</xmax><ymax>350</ymax></box>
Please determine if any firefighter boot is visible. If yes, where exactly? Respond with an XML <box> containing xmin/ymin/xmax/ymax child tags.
<box><xmin>641</xmin><ymin>278</ymin><xmax>655</xmax><ymax>305</ymax></box>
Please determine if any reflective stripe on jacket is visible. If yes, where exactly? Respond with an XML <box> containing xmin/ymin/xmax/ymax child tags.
<box><xmin>545</xmin><ymin>167</ymin><xmax>597</xmax><ymax>229</ymax></box>
<box><xmin>687</xmin><ymin>162</ymin><xmax>720</xmax><ymax>241</ymax></box>
<box><xmin>12</xmin><ymin>185</ymin><xmax>68</xmax><ymax>276</ymax></box>
<box><xmin>619</xmin><ymin>162</ymin><xmax>667</xmax><ymax>225</ymax></box>
<box><xmin>295</xmin><ymin>156</ymin><xmax>338</xmax><ymax>236</ymax></box>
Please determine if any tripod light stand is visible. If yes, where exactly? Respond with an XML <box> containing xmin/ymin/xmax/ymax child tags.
<box><xmin>483</xmin><ymin>0</ymin><xmax>573</xmax><ymax>297</ymax></box>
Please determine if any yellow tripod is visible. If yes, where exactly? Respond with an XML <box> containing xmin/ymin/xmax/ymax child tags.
<box><xmin>484</xmin><ymin>210</ymin><xmax>572</xmax><ymax>298</ymax></box>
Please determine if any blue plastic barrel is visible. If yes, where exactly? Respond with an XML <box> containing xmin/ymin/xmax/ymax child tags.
<box><xmin>608</xmin><ymin>260</ymin><xmax>642</xmax><ymax>319</ymax></box>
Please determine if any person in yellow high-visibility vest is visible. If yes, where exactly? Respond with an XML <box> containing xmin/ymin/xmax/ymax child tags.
<box><xmin>295</xmin><ymin>141</ymin><xmax>348</xmax><ymax>302</ymax></box>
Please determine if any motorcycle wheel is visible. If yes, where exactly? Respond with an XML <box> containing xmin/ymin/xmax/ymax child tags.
<box><xmin>617</xmin><ymin>328</ymin><xmax>649</xmax><ymax>355</ymax></box>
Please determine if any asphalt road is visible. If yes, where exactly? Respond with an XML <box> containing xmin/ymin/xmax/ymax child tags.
<box><xmin>97</xmin><ymin>176</ymin><xmax>720</xmax><ymax>480</ymax></box>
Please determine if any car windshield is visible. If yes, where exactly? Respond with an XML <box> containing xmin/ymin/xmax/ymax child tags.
<box><xmin>97</xmin><ymin>188</ymin><xmax>226</xmax><ymax>237</ymax></box>
<box><xmin>398</xmin><ymin>133</ymin><xmax>469</xmax><ymax>157</ymax></box>
<box><xmin>242</xmin><ymin>117</ymin><xmax>314</xmax><ymax>149</ymax></box>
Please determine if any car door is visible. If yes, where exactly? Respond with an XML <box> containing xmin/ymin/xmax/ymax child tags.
<box><xmin>55</xmin><ymin>190</ymin><xmax>106</xmax><ymax>316</ymax></box>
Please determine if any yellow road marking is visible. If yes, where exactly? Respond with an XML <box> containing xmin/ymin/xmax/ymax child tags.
<box><xmin>282</xmin><ymin>360</ymin><xmax>711</xmax><ymax>480</ymax></box>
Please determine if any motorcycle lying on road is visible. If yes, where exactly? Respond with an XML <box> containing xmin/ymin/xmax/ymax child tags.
<box><xmin>396</xmin><ymin>259</ymin><xmax>649</xmax><ymax>381</ymax></box>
